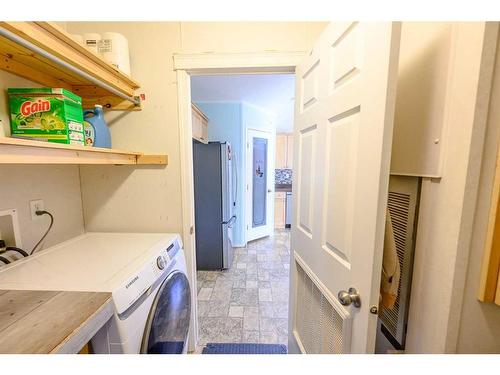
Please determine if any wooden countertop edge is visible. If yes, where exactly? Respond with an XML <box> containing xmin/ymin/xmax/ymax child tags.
<box><xmin>51</xmin><ymin>295</ymin><xmax>114</xmax><ymax>354</ymax></box>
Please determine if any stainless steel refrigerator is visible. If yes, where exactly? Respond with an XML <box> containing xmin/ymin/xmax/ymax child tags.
<box><xmin>193</xmin><ymin>141</ymin><xmax>236</xmax><ymax>270</ymax></box>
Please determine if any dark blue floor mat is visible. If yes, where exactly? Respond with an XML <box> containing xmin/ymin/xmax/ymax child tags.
<box><xmin>202</xmin><ymin>343</ymin><xmax>287</xmax><ymax>354</ymax></box>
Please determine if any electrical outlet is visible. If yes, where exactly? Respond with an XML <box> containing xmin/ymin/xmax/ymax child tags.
<box><xmin>30</xmin><ymin>199</ymin><xmax>44</xmax><ymax>221</ymax></box>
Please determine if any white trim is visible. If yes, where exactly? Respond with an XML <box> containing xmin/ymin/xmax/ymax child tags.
<box><xmin>173</xmin><ymin>51</ymin><xmax>306</xmax><ymax>73</ymax></box>
<box><xmin>176</xmin><ymin>51</ymin><xmax>300</xmax><ymax>351</ymax></box>
<box><xmin>176</xmin><ymin>70</ymin><xmax>198</xmax><ymax>353</ymax></box>
<box><xmin>246</xmin><ymin>128</ymin><xmax>275</xmax><ymax>242</ymax></box>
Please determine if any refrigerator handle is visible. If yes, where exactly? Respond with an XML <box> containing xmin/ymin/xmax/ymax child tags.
<box><xmin>233</xmin><ymin>151</ymin><xmax>238</xmax><ymax>207</ymax></box>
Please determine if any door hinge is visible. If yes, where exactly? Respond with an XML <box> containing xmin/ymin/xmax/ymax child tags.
<box><xmin>190</xmin><ymin>226</ymin><xmax>194</xmax><ymax>235</ymax></box>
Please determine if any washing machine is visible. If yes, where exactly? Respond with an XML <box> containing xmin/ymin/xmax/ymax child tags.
<box><xmin>0</xmin><ymin>232</ymin><xmax>191</xmax><ymax>354</ymax></box>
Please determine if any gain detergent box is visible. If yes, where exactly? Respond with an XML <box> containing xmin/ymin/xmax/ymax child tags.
<box><xmin>7</xmin><ymin>88</ymin><xmax>85</xmax><ymax>145</ymax></box>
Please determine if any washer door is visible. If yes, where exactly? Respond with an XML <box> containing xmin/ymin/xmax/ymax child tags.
<box><xmin>141</xmin><ymin>271</ymin><xmax>191</xmax><ymax>354</ymax></box>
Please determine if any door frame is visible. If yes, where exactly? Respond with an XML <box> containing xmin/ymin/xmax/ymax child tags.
<box><xmin>174</xmin><ymin>51</ymin><xmax>305</xmax><ymax>351</ymax></box>
<box><xmin>246</xmin><ymin>127</ymin><xmax>276</xmax><ymax>242</ymax></box>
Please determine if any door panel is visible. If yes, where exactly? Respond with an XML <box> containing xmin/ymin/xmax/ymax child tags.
<box><xmin>289</xmin><ymin>22</ymin><xmax>401</xmax><ymax>354</ymax></box>
<box><xmin>296</xmin><ymin>125</ymin><xmax>317</xmax><ymax>237</ymax></box>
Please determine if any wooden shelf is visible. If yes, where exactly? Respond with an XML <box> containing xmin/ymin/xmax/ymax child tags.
<box><xmin>0</xmin><ymin>22</ymin><xmax>141</xmax><ymax>111</ymax></box>
<box><xmin>0</xmin><ymin>138</ymin><xmax>167</xmax><ymax>165</ymax></box>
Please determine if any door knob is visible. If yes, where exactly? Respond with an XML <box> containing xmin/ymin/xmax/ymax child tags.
<box><xmin>338</xmin><ymin>287</ymin><xmax>361</xmax><ymax>308</ymax></box>
<box><xmin>267</xmin><ymin>189</ymin><xmax>272</xmax><ymax>193</ymax></box>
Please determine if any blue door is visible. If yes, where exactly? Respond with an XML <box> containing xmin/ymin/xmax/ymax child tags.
<box><xmin>252</xmin><ymin>137</ymin><xmax>268</xmax><ymax>228</ymax></box>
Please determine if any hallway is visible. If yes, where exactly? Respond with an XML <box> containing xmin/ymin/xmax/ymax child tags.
<box><xmin>196</xmin><ymin>229</ymin><xmax>291</xmax><ymax>349</ymax></box>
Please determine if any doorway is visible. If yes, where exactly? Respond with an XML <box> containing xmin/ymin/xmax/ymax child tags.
<box><xmin>188</xmin><ymin>72</ymin><xmax>295</xmax><ymax>351</ymax></box>
<box><xmin>246</xmin><ymin>128</ymin><xmax>274</xmax><ymax>242</ymax></box>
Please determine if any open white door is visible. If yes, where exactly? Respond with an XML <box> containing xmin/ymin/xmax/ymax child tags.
<box><xmin>288</xmin><ymin>22</ymin><xmax>401</xmax><ymax>353</ymax></box>
<box><xmin>246</xmin><ymin>128</ymin><xmax>275</xmax><ymax>242</ymax></box>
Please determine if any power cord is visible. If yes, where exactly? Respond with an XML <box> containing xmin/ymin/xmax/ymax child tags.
<box><xmin>30</xmin><ymin>210</ymin><xmax>54</xmax><ymax>255</ymax></box>
<box><xmin>6</xmin><ymin>247</ymin><xmax>29</xmax><ymax>257</ymax></box>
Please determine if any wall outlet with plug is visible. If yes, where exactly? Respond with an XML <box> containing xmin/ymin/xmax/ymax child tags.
<box><xmin>30</xmin><ymin>199</ymin><xmax>45</xmax><ymax>221</ymax></box>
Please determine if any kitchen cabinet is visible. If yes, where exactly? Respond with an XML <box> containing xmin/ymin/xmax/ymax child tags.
<box><xmin>275</xmin><ymin>192</ymin><xmax>286</xmax><ymax>228</ymax></box>
<box><xmin>286</xmin><ymin>134</ymin><xmax>294</xmax><ymax>169</ymax></box>
<box><xmin>276</xmin><ymin>133</ymin><xmax>293</xmax><ymax>169</ymax></box>
<box><xmin>192</xmin><ymin>103</ymin><xmax>209</xmax><ymax>144</ymax></box>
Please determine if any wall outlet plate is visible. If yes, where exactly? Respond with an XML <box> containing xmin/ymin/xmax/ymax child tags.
<box><xmin>30</xmin><ymin>199</ymin><xmax>45</xmax><ymax>221</ymax></box>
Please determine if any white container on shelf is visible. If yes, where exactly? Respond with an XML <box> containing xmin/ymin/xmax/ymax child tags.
<box><xmin>83</xmin><ymin>33</ymin><xmax>101</xmax><ymax>54</ymax></box>
<box><xmin>98</xmin><ymin>32</ymin><xmax>131</xmax><ymax>76</ymax></box>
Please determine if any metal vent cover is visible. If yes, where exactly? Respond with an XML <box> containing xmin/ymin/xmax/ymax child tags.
<box><xmin>293</xmin><ymin>258</ymin><xmax>350</xmax><ymax>353</ymax></box>
<box><xmin>378</xmin><ymin>176</ymin><xmax>420</xmax><ymax>349</ymax></box>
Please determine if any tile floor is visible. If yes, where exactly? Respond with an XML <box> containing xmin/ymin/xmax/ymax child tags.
<box><xmin>195</xmin><ymin>229</ymin><xmax>291</xmax><ymax>351</ymax></box>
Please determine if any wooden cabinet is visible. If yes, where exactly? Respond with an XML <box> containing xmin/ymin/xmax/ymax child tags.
<box><xmin>286</xmin><ymin>134</ymin><xmax>294</xmax><ymax>168</ymax></box>
<box><xmin>276</xmin><ymin>134</ymin><xmax>287</xmax><ymax>168</ymax></box>
<box><xmin>192</xmin><ymin>103</ymin><xmax>208</xmax><ymax>144</ymax></box>
<box><xmin>276</xmin><ymin>133</ymin><xmax>293</xmax><ymax>169</ymax></box>
<box><xmin>275</xmin><ymin>192</ymin><xmax>286</xmax><ymax>228</ymax></box>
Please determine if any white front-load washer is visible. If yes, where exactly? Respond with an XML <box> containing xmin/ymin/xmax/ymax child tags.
<box><xmin>0</xmin><ymin>232</ymin><xmax>191</xmax><ymax>354</ymax></box>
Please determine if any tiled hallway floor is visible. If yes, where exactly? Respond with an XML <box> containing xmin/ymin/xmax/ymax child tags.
<box><xmin>195</xmin><ymin>229</ymin><xmax>290</xmax><ymax>351</ymax></box>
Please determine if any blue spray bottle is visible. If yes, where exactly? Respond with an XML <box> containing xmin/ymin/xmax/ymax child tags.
<box><xmin>83</xmin><ymin>105</ymin><xmax>111</xmax><ymax>148</ymax></box>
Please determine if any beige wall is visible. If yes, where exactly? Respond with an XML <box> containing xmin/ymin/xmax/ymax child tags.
<box><xmin>391</xmin><ymin>22</ymin><xmax>453</xmax><ymax>177</ymax></box>
<box><xmin>403</xmin><ymin>22</ymin><xmax>500</xmax><ymax>353</ymax></box>
<box><xmin>455</xmin><ymin>34</ymin><xmax>500</xmax><ymax>353</ymax></box>
<box><xmin>0</xmin><ymin>70</ymin><xmax>85</xmax><ymax>251</ymax></box>
<box><xmin>66</xmin><ymin>22</ymin><xmax>326</xmax><ymax>234</ymax></box>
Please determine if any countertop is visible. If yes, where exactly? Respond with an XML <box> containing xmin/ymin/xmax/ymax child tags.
<box><xmin>0</xmin><ymin>290</ymin><xmax>113</xmax><ymax>354</ymax></box>
<box><xmin>275</xmin><ymin>183</ymin><xmax>292</xmax><ymax>192</ymax></box>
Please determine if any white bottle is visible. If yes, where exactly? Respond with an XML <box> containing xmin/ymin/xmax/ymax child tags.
<box><xmin>71</xmin><ymin>34</ymin><xmax>84</xmax><ymax>46</ymax></box>
<box><xmin>98</xmin><ymin>32</ymin><xmax>131</xmax><ymax>76</ymax></box>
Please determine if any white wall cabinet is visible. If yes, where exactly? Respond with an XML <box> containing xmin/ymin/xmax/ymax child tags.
<box><xmin>276</xmin><ymin>133</ymin><xmax>293</xmax><ymax>169</ymax></box>
<box><xmin>192</xmin><ymin>103</ymin><xmax>208</xmax><ymax>144</ymax></box>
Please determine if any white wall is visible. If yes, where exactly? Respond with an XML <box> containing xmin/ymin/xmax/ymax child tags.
<box><xmin>0</xmin><ymin>70</ymin><xmax>84</xmax><ymax>252</ymax></box>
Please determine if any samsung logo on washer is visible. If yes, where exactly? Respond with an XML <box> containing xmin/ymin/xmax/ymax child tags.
<box><xmin>126</xmin><ymin>276</ymin><xmax>139</xmax><ymax>289</ymax></box>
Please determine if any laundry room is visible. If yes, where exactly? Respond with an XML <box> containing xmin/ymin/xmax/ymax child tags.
<box><xmin>1</xmin><ymin>3</ymin><xmax>500</xmax><ymax>372</ymax></box>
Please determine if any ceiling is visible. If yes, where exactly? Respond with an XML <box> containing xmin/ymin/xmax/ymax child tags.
<box><xmin>190</xmin><ymin>74</ymin><xmax>295</xmax><ymax>133</ymax></box>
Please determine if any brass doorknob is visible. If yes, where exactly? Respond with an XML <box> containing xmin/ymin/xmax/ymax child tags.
<box><xmin>338</xmin><ymin>287</ymin><xmax>361</xmax><ymax>308</ymax></box>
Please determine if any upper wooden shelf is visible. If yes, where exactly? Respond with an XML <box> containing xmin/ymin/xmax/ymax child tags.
<box><xmin>0</xmin><ymin>137</ymin><xmax>167</xmax><ymax>165</ymax></box>
<box><xmin>0</xmin><ymin>22</ymin><xmax>141</xmax><ymax>111</ymax></box>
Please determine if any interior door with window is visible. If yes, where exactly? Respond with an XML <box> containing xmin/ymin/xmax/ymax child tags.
<box><xmin>288</xmin><ymin>22</ymin><xmax>401</xmax><ymax>354</ymax></box>
<box><xmin>246</xmin><ymin>129</ymin><xmax>274</xmax><ymax>242</ymax></box>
